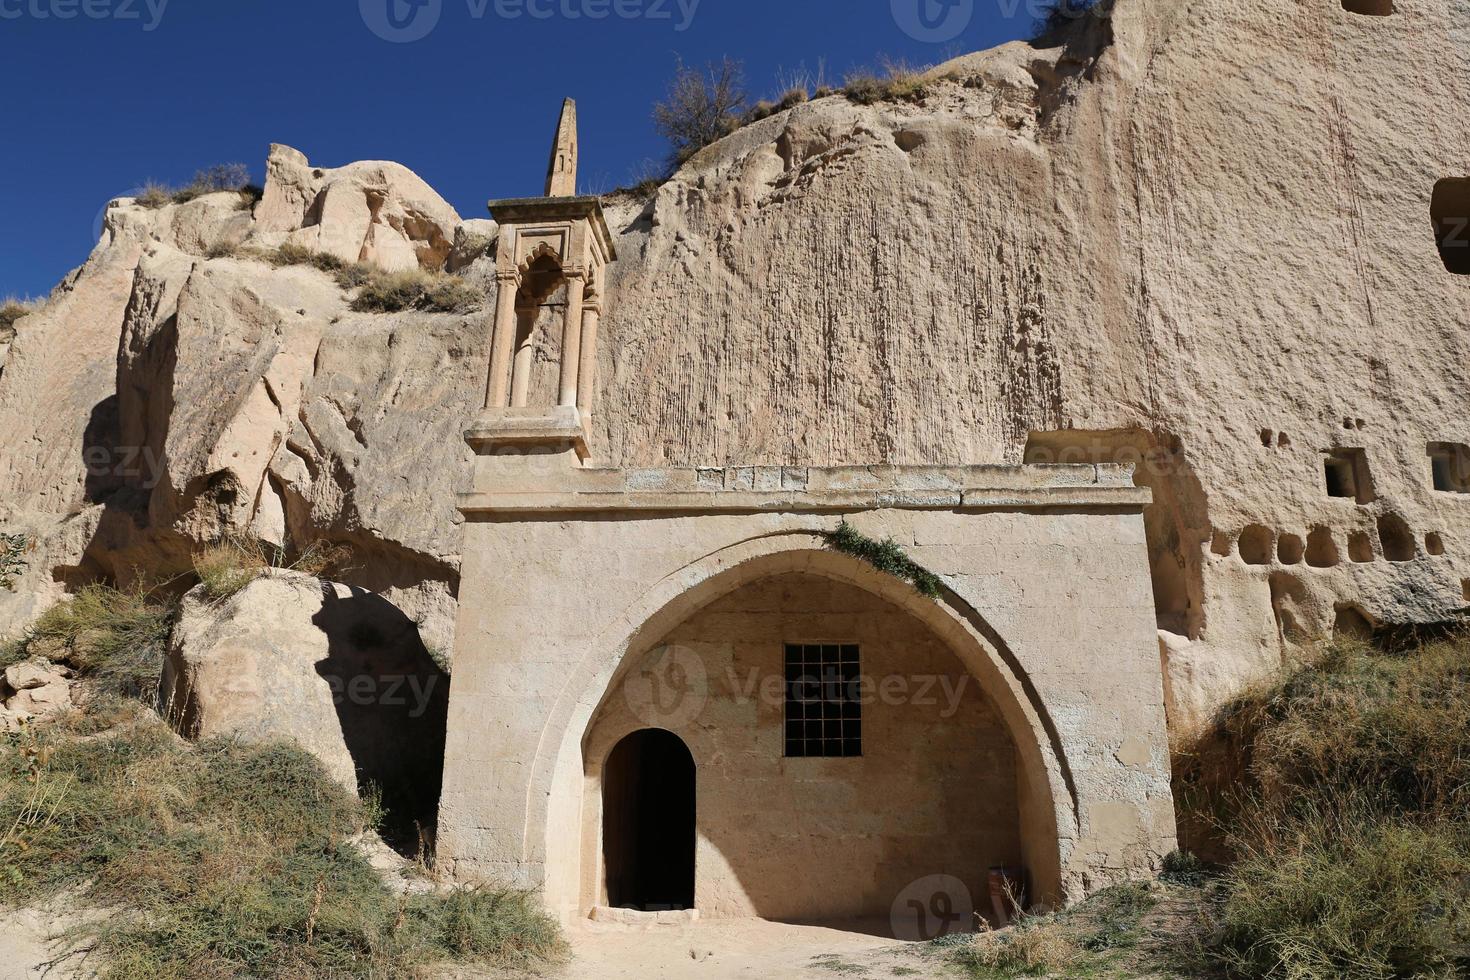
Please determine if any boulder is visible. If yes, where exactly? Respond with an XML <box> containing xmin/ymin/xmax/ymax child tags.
<box><xmin>253</xmin><ymin>144</ymin><xmax>461</xmax><ymax>272</ymax></box>
<box><xmin>162</xmin><ymin>571</ymin><xmax>449</xmax><ymax>828</ymax></box>
<box><xmin>0</xmin><ymin>659</ymin><xmax>73</xmax><ymax>730</ymax></box>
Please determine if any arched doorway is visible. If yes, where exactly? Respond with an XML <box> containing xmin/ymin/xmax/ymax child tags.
<box><xmin>602</xmin><ymin>729</ymin><xmax>696</xmax><ymax>911</ymax></box>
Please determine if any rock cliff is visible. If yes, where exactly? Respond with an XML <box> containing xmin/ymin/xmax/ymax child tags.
<box><xmin>2</xmin><ymin>0</ymin><xmax>1466</xmax><ymax>727</ymax></box>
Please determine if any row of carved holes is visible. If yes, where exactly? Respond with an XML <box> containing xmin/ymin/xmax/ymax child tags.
<box><xmin>1215</xmin><ymin>518</ymin><xmax>1441</xmax><ymax>567</ymax></box>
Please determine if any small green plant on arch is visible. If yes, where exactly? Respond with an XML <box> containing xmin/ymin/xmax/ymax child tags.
<box><xmin>822</xmin><ymin>520</ymin><xmax>943</xmax><ymax>599</ymax></box>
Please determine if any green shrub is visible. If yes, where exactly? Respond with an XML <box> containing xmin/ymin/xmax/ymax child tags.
<box><xmin>0</xmin><ymin>717</ymin><xmax>567</xmax><ymax>978</ymax></box>
<box><xmin>1212</xmin><ymin>814</ymin><xmax>1470</xmax><ymax>979</ymax></box>
<box><xmin>350</xmin><ymin>268</ymin><xmax>482</xmax><ymax>314</ymax></box>
<box><xmin>0</xmin><ymin>533</ymin><xmax>30</xmax><ymax>591</ymax></box>
<box><xmin>824</xmin><ymin>520</ymin><xmax>943</xmax><ymax>599</ymax></box>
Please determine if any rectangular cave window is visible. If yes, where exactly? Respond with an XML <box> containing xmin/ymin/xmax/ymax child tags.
<box><xmin>1324</xmin><ymin>449</ymin><xmax>1375</xmax><ymax>504</ymax></box>
<box><xmin>1432</xmin><ymin>179</ymin><xmax>1470</xmax><ymax>275</ymax></box>
<box><xmin>784</xmin><ymin>643</ymin><xmax>861</xmax><ymax>758</ymax></box>
<box><xmin>1428</xmin><ymin>443</ymin><xmax>1470</xmax><ymax>494</ymax></box>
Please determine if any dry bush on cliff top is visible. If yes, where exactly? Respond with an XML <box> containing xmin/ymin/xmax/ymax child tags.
<box><xmin>135</xmin><ymin>164</ymin><xmax>262</xmax><ymax>211</ymax></box>
<box><xmin>653</xmin><ymin>56</ymin><xmax>749</xmax><ymax>165</ymax></box>
<box><xmin>1176</xmin><ymin>638</ymin><xmax>1470</xmax><ymax>979</ymax></box>
<box><xmin>0</xmin><ymin>712</ymin><xmax>566</xmax><ymax>978</ymax></box>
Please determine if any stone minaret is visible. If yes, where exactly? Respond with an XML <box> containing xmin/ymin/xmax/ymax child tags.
<box><xmin>545</xmin><ymin>99</ymin><xmax>578</xmax><ymax>198</ymax></box>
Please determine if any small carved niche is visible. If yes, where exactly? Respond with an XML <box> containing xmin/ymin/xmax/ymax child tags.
<box><xmin>1378</xmin><ymin>514</ymin><xmax>1416</xmax><ymax>563</ymax></box>
<box><xmin>1278</xmin><ymin>533</ymin><xmax>1306</xmax><ymax>566</ymax></box>
<box><xmin>1306</xmin><ymin>527</ymin><xmax>1340</xmax><ymax>568</ymax></box>
<box><xmin>1239</xmin><ymin>525</ymin><xmax>1274</xmax><ymax>566</ymax></box>
<box><xmin>1348</xmin><ymin>530</ymin><xmax>1376</xmax><ymax>563</ymax></box>
<box><xmin>1341</xmin><ymin>0</ymin><xmax>1393</xmax><ymax>14</ymax></box>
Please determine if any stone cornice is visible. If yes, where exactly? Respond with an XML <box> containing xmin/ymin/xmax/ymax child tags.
<box><xmin>458</xmin><ymin>464</ymin><xmax>1152</xmax><ymax>515</ymax></box>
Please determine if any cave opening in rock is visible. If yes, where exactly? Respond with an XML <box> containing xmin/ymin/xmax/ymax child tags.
<box><xmin>1428</xmin><ymin>442</ymin><xmax>1470</xmax><ymax>493</ymax></box>
<box><xmin>1334</xmin><ymin>604</ymin><xmax>1375</xmax><ymax>641</ymax></box>
<box><xmin>1341</xmin><ymin>0</ymin><xmax>1393</xmax><ymax>14</ymax></box>
<box><xmin>1431</xmin><ymin>179</ymin><xmax>1470</xmax><ymax>275</ymax></box>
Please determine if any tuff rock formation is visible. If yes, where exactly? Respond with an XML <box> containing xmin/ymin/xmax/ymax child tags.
<box><xmin>163</xmin><ymin>570</ymin><xmax>449</xmax><ymax>818</ymax></box>
<box><xmin>1</xmin><ymin>0</ymin><xmax>1467</xmax><ymax>731</ymax></box>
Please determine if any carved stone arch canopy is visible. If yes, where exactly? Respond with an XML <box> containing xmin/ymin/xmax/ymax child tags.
<box><xmin>516</xmin><ymin>239</ymin><xmax>564</xmax><ymax>276</ymax></box>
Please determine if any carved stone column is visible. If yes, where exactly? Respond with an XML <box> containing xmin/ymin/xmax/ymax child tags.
<box><xmin>558</xmin><ymin>273</ymin><xmax>586</xmax><ymax>407</ymax></box>
<box><xmin>484</xmin><ymin>271</ymin><xmax>521</xmax><ymax>410</ymax></box>
<box><xmin>510</xmin><ymin>301</ymin><xmax>538</xmax><ymax>408</ymax></box>
<box><xmin>577</xmin><ymin>298</ymin><xmax>601</xmax><ymax>422</ymax></box>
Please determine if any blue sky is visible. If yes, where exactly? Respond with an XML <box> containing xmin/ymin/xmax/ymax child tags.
<box><xmin>0</xmin><ymin>0</ymin><xmax>1046</xmax><ymax>297</ymax></box>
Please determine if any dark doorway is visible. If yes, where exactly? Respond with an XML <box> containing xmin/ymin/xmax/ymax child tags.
<box><xmin>603</xmin><ymin>729</ymin><xmax>696</xmax><ymax>911</ymax></box>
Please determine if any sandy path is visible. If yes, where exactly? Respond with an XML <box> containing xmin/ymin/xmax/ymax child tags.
<box><xmin>555</xmin><ymin>918</ymin><xmax>947</xmax><ymax>980</ymax></box>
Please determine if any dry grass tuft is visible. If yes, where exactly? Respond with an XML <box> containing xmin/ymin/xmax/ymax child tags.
<box><xmin>192</xmin><ymin>535</ymin><xmax>353</xmax><ymax>601</ymax></box>
<box><xmin>961</xmin><ymin>922</ymin><xmax>1081</xmax><ymax>973</ymax></box>
<box><xmin>1176</xmin><ymin>637</ymin><xmax>1470</xmax><ymax>979</ymax></box>
<box><xmin>0</xmin><ymin>298</ymin><xmax>37</xmax><ymax>338</ymax></box>
<box><xmin>0</xmin><ymin>716</ymin><xmax>567</xmax><ymax>978</ymax></box>
<box><xmin>261</xmin><ymin>245</ymin><xmax>482</xmax><ymax>314</ymax></box>
<box><xmin>843</xmin><ymin>58</ymin><xmax>932</xmax><ymax>106</ymax></box>
<box><xmin>6</xmin><ymin>584</ymin><xmax>175</xmax><ymax>704</ymax></box>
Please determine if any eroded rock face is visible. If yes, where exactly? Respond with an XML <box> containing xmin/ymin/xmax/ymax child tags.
<box><xmin>1</xmin><ymin>0</ymin><xmax>1467</xmax><ymax>729</ymax></box>
<box><xmin>255</xmin><ymin>144</ymin><xmax>462</xmax><ymax>272</ymax></box>
<box><xmin>162</xmin><ymin>571</ymin><xmax>449</xmax><ymax>827</ymax></box>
